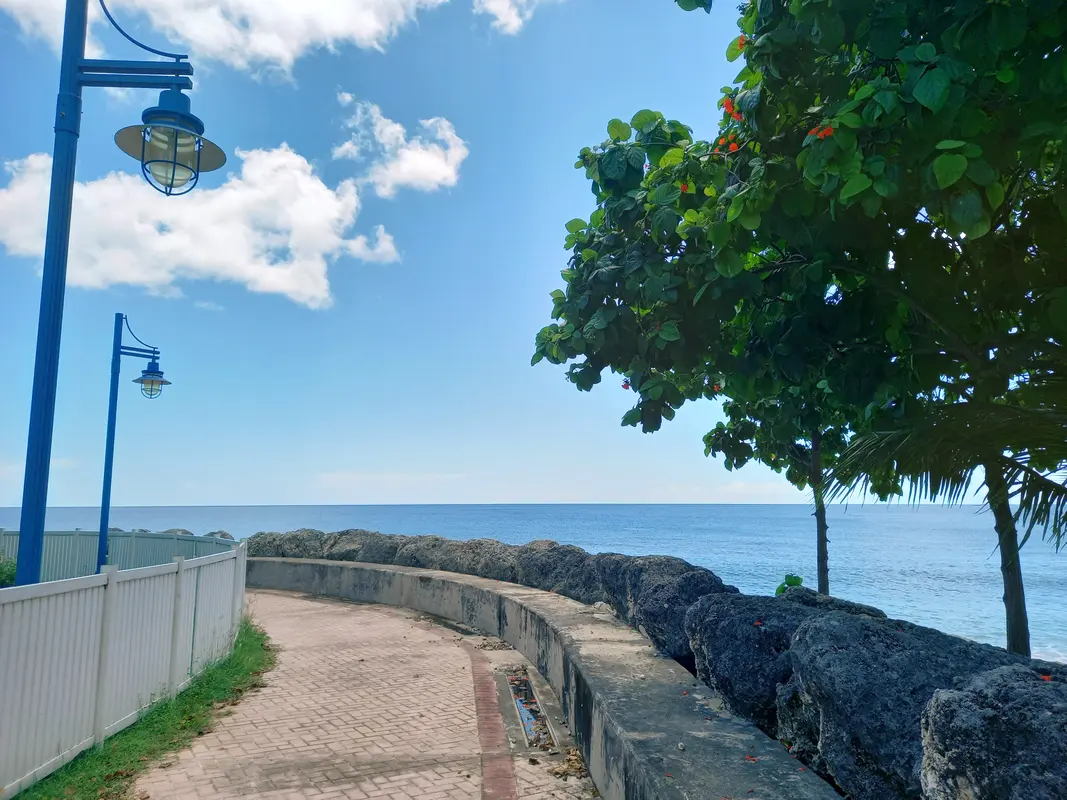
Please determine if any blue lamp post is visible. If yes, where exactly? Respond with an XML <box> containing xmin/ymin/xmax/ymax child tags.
<box><xmin>14</xmin><ymin>0</ymin><xmax>224</xmax><ymax>586</ymax></box>
<box><xmin>96</xmin><ymin>314</ymin><xmax>171</xmax><ymax>572</ymax></box>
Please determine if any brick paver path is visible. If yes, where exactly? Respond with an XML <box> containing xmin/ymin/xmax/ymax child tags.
<box><xmin>134</xmin><ymin>590</ymin><xmax>589</xmax><ymax>800</ymax></box>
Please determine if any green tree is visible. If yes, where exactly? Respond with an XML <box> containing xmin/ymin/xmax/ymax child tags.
<box><xmin>534</xmin><ymin>0</ymin><xmax>1067</xmax><ymax>654</ymax></box>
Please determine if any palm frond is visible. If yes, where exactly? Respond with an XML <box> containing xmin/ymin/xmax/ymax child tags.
<box><xmin>829</xmin><ymin>402</ymin><xmax>1067</xmax><ymax>549</ymax></box>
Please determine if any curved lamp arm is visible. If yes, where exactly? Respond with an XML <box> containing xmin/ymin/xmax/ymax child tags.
<box><xmin>98</xmin><ymin>0</ymin><xmax>189</xmax><ymax>61</ymax></box>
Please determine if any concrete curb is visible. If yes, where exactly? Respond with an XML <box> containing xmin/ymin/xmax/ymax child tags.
<box><xmin>247</xmin><ymin>557</ymin><xmax>839</xmax><ymax>800</ymax></box>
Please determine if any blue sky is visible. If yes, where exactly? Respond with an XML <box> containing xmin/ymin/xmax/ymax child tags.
<box><xmin>0</xmin><ymin>0</ymin><xmax>808</xmax><ymax>506</ymax></box>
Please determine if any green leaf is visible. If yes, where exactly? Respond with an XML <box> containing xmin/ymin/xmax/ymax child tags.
<box><xmin>565</xmin><ymin>219</ymin><xmax>585</xmax><ymax>234</ymax></box>
<box><xmin>986</xmin><ymin>182</ymin><xmax>1005</xmax><ymax>210</ymax></box>
<box><xmin>965</xmin><ymin>159</ymin><xmax>996</xmax><ymax>186</ymax></box>
<box><xmin>531</xmin><ymin>352</ymin><xmax>544</xmax><ymax>366</ymax></box>
<box><xmin>738</xmin><ymin>209</ymin><xmax>762</xmax><ymax>230</ymax></box>
<box><xmin>630</xmin><ymin>109</ymin><xmax>660</xmax><ymax>133</ymax></box>
<box><xmin>916</xmin><ymin>42</ymin><xmax>937</xmax><ymax>62</ymax></box>
<box><xmin>950</xmin><ymin>189</ymin><xmax>984</xmax><ymax>229</ymax></box>
<box><xmin>608</xmin><ymin>119</ymin><xmax>632</xmax><ymax>141</ymax></box>
<box><xmin>913</xmin><ymin>69</ymin><xmax>951</xmax><ymax>113</ymax></box>
<box><xmin>651</xmin><ymin>184</ymin><xmax>682</xmax><ymax>206</ymax></box>
<box><xmin>873</xmin><ymin>178</ymin><xmax>897</xmax><ymax>197</ymax></box>
<box><xmin>658</xmin><ymin>321</ymin><xmax>682</xmax><ymax>342</ymax></box>
<box><xmin>935</xmin><ymin>140</ymin><xmax>966</xmax><ymax>150</ymax></box>
<box><xmin>837</xmin><ymin>112</ymin><xmax>864</xmax><ymax>129</ymax></box>
<box><xmin>599</xmin><ymin>149</ymin><xmax>628</xmax><ymax>180</ymax></box>
<box><xmin>726</xmin><ymin>195</ymin><xmax>745</xmax><ymax>222</ymax></box>
<box><xmin>659</xmin><ymin>148</ymin><xmax>685</xmax><ymax>168</ymax></box>
<box><xmin>854</xmin><ymin>84</ymin><xmax>876</xmax><ymax>101</ymax></box>
<box><xmin>996</xmin><ymin>68</ymin><xmax>1015</xmax><ymax>84</ymax></box>
<box><xmin>715</xmin><ymin>249</ymin><xmax>744</xmax><ymax>278</ymax></box>
<box><xmin>785</xmin><ymin>573</ymin><xmax>803</xmax><ymax>587</ymax></box>
<box><xmin>693</xmin><ymin>281</ymin><xmax>711</xmax><ymax>306</ymax></box>
<box><xmin>581</xmin><ymin>249</ymin><xmax>598</xmax><ymax>263</ymax></box>
<box><xmin>726</xmin><ymin>36</ymin><xmax>743</xmax><ymax>62</ymax></box>
<box><xmin>621</xmin><ymin>407</ymin><xmax>642</xmax><ymax>427</ymax></box>
<box><xmin>933</xmin><ymin>153</ymin><xmax>968</xmax><ymax>188</ymax></box>
<box><xmin>839</xmin><ymin>173</ymin><xmax>873</xmax><ymax>202</ymax></box>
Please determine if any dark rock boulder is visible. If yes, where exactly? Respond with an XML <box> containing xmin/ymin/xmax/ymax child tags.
<box><xmin>686</xmin><ymin>593</ymin><xmax>820</xmax><ymax>734</ymax></box>
<box><xmin>777</xmin><ymin>612</ymin><xmax>1030</xmax><ymax>800</ymax></box>
<box><xmin>160</xmin><ymin>528</ymin><xmax>194</xmax><ymax>537</ymax></box>
<box><xmin>779</xmin><ymin>585</ymin><xmax>887</xmax><ymax>618</ymax></box>
<box><xmin>208</xmin><ymin>530</ymin><xmax>234</xmax><ymax>540</ymax></box>
<box><xmin>921</xmin><ymin>664</ymin><xmax>1067</xmax><ymax>800</ymax></box>
<box><xmin>324</xmin><ymin>529</ymin><xmax>404</xmax><ymax>565</ymax></box>
<box><xmin>514</xmin><ymin>540</ymin><xmax>605</xmax><ymax>605</ymax></box>
<box><xmin>685</xmin><ymin>590</ymin><xmax>883</xmax><ymax>735</ymax></box>
<box><xmin>612</xmin><ymin>555</ymin><xmax>739</xmax><ymax>660</ymax></box>
<box><xmin>394</xmin><ymin>536</ymin><xmax>519</xmax><ymax>583</ymax></box>
<box><xmin>245</xmin><ymin>529</ymin><xmax>327</xmax><ymax>559</ymax></box>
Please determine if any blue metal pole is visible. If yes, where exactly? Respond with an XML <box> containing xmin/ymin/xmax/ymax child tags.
<box><xmin>14</xmin><ymin>0</ymin><xmax>89</xmax><ymax>585</ymax></box>
<box><xmin>97</xmin><ymin>313</ymin><xmax>124</xmax><ymax>572</ymax></box>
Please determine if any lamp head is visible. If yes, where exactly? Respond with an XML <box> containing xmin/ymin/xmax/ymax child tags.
<box><xmin>133</xmin><ymin>360</ymin><xmax>171</xmax><ymax>399</ymax></box>
<box><xmin>114</xmin><ymin>89</ymin><xmax>226</xmax><ymax>196</ymax></box>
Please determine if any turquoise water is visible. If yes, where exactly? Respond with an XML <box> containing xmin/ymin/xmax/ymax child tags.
<box><xmin>2</xmin><ymin>503</ymin><xmax>1063</xmax><ymax>662</ymax></box>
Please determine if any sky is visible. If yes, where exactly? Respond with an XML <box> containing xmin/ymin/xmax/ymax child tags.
<box><xmin>0</xmin><ymin>0</ymin><xmax>811</xmax><ymax>507</ymax></box>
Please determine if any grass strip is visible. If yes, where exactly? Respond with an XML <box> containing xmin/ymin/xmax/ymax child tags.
<box><xmin>17</xmin><ymin>617</ymin><xmax>276</xmax><ymax>800</ymax></box>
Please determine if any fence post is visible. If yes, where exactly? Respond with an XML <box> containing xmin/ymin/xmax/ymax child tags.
<box><xmin>92</xmin><ymin>565</ymin><xmax>119</xmax><ymax>745</ymax></box>
<box><xmin>230</xmin><ymin>545</ymin><xmax>246</xmax><ymax>641</ymax></box>
<box><xmin>168</xmin><ymin>557</ymin><xmax>186</xmax><ymax>695</ymax></box>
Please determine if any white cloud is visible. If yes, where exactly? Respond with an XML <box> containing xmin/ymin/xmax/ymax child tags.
<box><xmin>336</xmin><ymin>91</ymin><xmax>356</xmax><ymax>107</ymax></box>
<box><xmin>193</xmin><ymin>300</ymin><xmax>224</xmax><ymax>311</ymax></box>
<box><xmin>0</xmin><ymin>0</ymin><xmax>551</xmax><ymax>70</ymax></box>
<box><xmin>334</xmin><ymin>98</ymin><xmax>469</xmax><ymax>198</ymax></box>
<box><xmin>473</xmin><ymin>0</ymin><xmax>545</xmax><ymax>33</ymax></box>
<box><xmin>0</xmin><ymin>146</ymin><xmax>399</xmax><ymax>308</ymax></box>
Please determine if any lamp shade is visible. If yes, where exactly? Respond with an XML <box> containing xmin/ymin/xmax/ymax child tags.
<box><xmin>115</xmin><ymin>89</ymin><xmax>225</xmax><ymax>196</ymax></box>
<box><xmin>133</xmin><ymin>360</ymin><xmax>171</xmax><ymax>399</ymax></box>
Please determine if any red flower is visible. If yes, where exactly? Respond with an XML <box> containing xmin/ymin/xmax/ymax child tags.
<box><xmin>729</xmin><ymin>133</ymin><xmax>737</xmax><ymax>141</ymax></box>
<box><xmin>718</xmin><ymin>137</ymin><xmax>726</xmax><ymax>145</ymax></box>
<box><xmin>738</xmin><ymin>34</ymin><xmax>748</xmax><ymax>50</ymax></box>
<box><xmin>818</xmin><ymin>126</ymin><xmax>835</xmax><ymax>139</ymax></box>
<box><xmin>622</xmin><ymin>382</ymin><xmax>630</xmax><ymax>390</ymax></box>
<box><xmin>713</xmin><ymin>384</ymin><xmax>721</xmax><ymax>392</ymax></box>
<box><xmin>808</xmin><ymin>127</ymin><xmax>818</xmax><ymax>136</ymax></box>
<box><xmin>681</xmin><ymin>183</ymin><xmax>689</xmax><ymax>192</ymax></box>
<box><xmin>729</xmin><ymin>143</ymin><xmax>739</xmax><ymax>152</ymax></box>
<box><xmin>732</xmin><ymin>112</ymin><xmax>743</xmax><ymax>122</ymax></box>
<box><xmin>724</xmin><ymin>98</ymin><xmax>735</xmax><ymax>114</ymax></box>
<box><xmin>714</xmin><ymin>148</ymin><xmax>721</xmax><ymax>154</ymax></box>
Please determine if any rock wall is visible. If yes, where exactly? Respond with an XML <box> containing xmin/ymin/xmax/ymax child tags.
<box><xmin>245</xmin><ymin>529</ymin><xmax>1067</xmax><ymax>800</ymax></box>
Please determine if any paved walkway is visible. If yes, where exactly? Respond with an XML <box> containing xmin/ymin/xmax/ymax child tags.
<box><xmin>134</xmin><ymin>591</ymin><xmax>594</xmax><ymax>800</ymax></box>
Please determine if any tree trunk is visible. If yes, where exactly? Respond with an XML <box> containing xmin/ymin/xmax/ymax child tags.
<box><xmin>985</xmin><ymin>463</ymin><xmax>1031</xmax><ymax>657</ymax></box>
<box><xmin>811</xmin><ymin>429</ymin><xmax>830</xmax><ymax>595</ymax></box>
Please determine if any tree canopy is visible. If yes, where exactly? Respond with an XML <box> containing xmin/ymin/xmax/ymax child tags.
<box><xmin>533</xmin><ymin>0</ymin><xmax>1067</xmax><ymax>654</ymax></box>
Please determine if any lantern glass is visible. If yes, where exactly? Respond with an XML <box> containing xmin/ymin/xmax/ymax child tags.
<box><xmin>133</xmin><ymin>366</ymin><xmax>170</xmax><ymax>399</ymax></box>
<box><xmin>143</xmin><ymin>125</ymin><xmax>200</xmax><ymax>190</ymax></box>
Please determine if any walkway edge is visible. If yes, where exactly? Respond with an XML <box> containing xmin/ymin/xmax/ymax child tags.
<box><xmin>247</xmin><ymin>557</ymin><xmax>840</xmax><ymax>800</ymax></box>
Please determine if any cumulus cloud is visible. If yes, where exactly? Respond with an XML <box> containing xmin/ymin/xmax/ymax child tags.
<box><xmin>0</xmin><ymin>0</ymin><xmax>552</xmax><ymax>70</ymax></box>
<box><xmin>0</xmin><ymin>146</ymin><xmax>399</xmax><ymax>308</ymax></box>
<box><xmin>473</xmin><ymin>0</ymin><xmax>547</xmax><ymax>33</ymax></box>
<box><xmin>333</xmin><ymin>98</ymin><xmax>469</xmax><ymax>198</ymax></box>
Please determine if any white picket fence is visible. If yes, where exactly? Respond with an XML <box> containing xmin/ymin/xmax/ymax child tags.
<box><xmin>0</xmin><ymin>529</ymin><xmax>235</xmax><ymax>583</ymax></box>
<box><xmin>0</xmin><ymin>544</ymin><xmax>248</xmax><ymax>798</ymax></box>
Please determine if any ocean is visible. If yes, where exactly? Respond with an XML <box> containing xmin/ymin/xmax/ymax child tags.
<box><xmin>2</xmin><ymin>503</ymin><xmax>1063</xmax><ymax>663</ymax></box>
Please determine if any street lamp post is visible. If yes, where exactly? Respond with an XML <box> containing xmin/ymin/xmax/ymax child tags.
<box><xmin>97</xmin><ymin>313</ymin><xmax>171</xmax><ymax>572</ymax></box>
<box><xmin>14</xmin><ymin>0</ymin><xmax>224</xmax><ymax>585</ymax></box>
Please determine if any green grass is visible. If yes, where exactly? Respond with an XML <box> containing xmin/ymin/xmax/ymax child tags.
<box><xmin>0</xmin><ymin>556</ymin><xmax>15</xmax><ymax>588</ymax></box>
<box><xmin>17</xmin><ymin>618</ymin><xmax>276</xmax><ymax>800</ymax></box>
